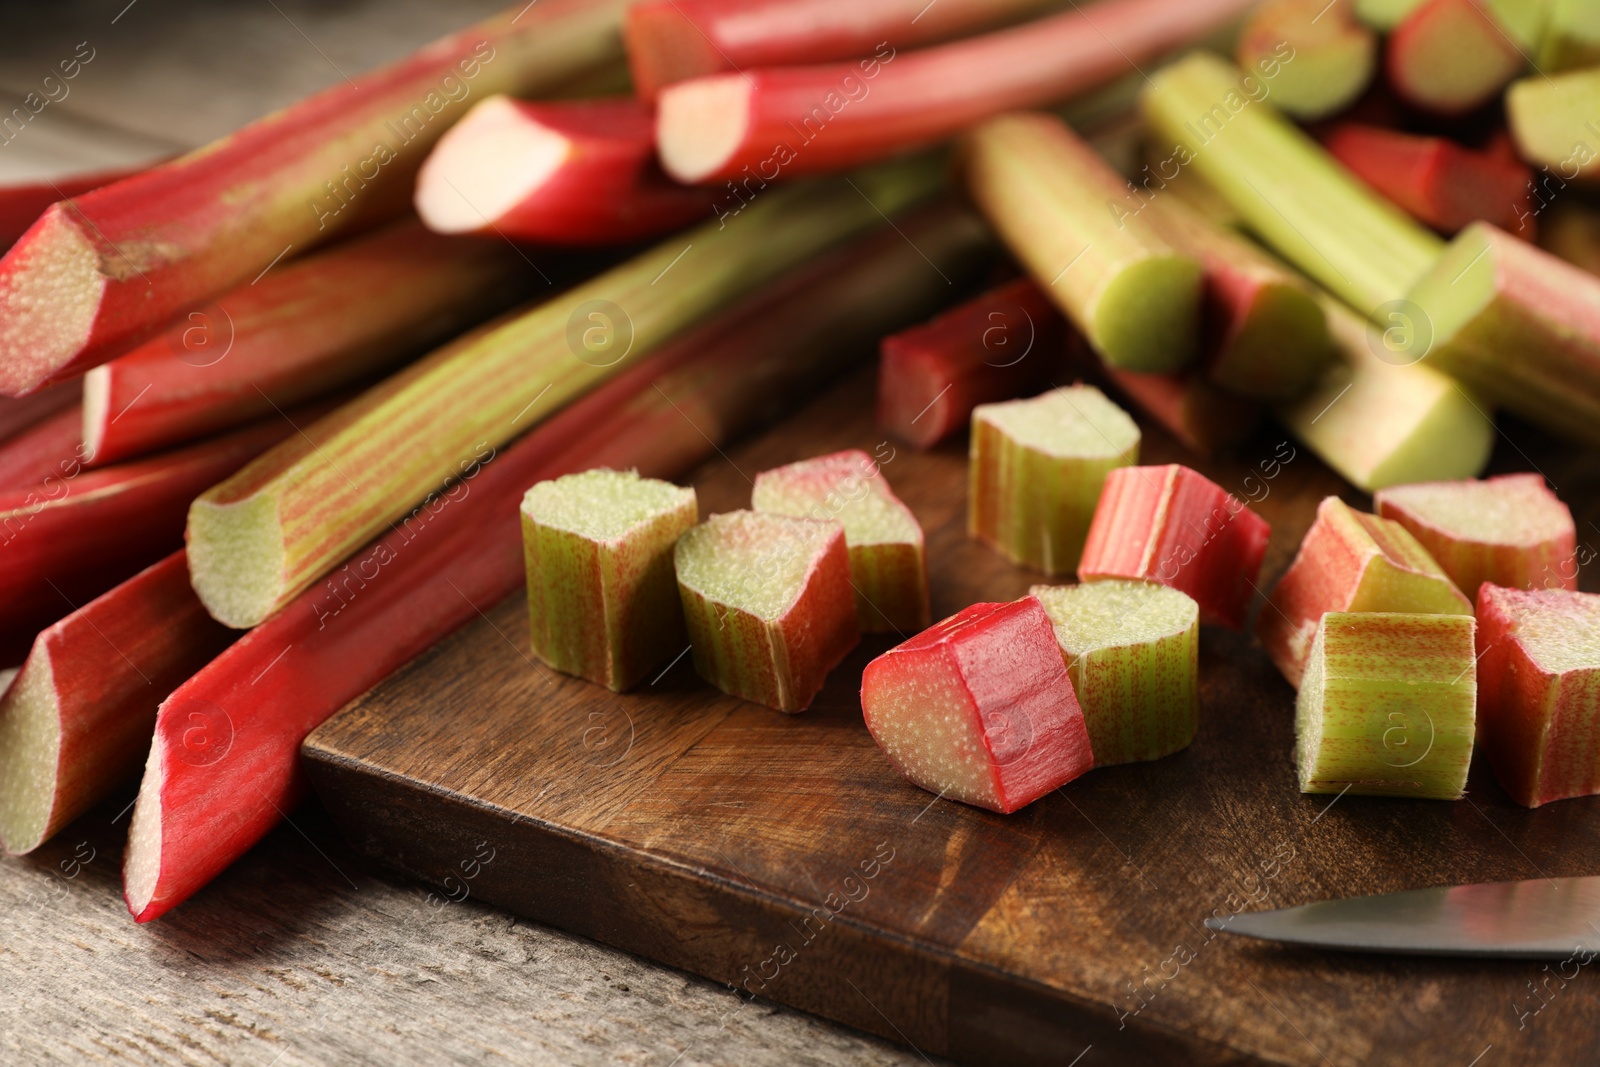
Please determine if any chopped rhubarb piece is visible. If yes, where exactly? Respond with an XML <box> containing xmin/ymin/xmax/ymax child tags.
<box><xmin>1375</xmin><ymin>474</ymin><xmax>1578</xmax><ymax>594</ymax></box>
<box><xmin>877</xmin><ymin>278</ymin><xmax>1064</xmax><ymax>450</ymax></box>
<box><xmin>0</xmin><ymin>164</ymin><xmax>148</xmax><ymax>252</ymax></box>
<box><xmin>1323</xmin><ymin>123</ymin><xmax>1537</xmax><ymax>236</ymax></box>
<box><xmin>0</xmin><ymin>552</ymin><xmax>233</xmax><ymax>854</ymax></box>
<box><xmin>1031</xmin><ymin>580</ymin><xmax>1199</xmax><ymax>766</ymax></box>
<box><xmin>1078</xmin><ymin>464</ymin><xmax>1270</xmax><ymax>630</ymax></box>
<box><xmin>1387</xmin><ymin>0</ymin><xmax>1530</xmax><ymax>115</ymax></box>
<box><xmin>969</xmin><ymin>385</ymin><xmax>1141</xmax><ymax>577</ymax></box>
<box><xmin>0</xmin><ymin>407</ymin><xmax>80</xmax><ymax>492</ymax></box>
<box><xmin>1258</xmin><ymin>496</ymin><xmax>1473</xmax><ymax>687</ymax></box>
<box><xmin>522</xmin><ymin>470</ymin><xmax>698</xmax><ymax>691</ymax></box>
<box><xmin>1539</xmin><ymin>0</ymin><xmax>1600</xmax><ymax>71</ymax></box>
<box><xmin>1355</xmin><ymin>0</ymin><xmax>1423</xmax><ymax>30</ymax></box>
<box><xmin>1507</xmin><ymin>68</ymin><xmax>1600</xmax><ymax>184</ymax></box>
<box><xmin>860</xmin><ymin>596</ymin><xmax>1094</xmax><ymax>813</ymax></box>
<box><xmin>752</xmin><ymin>450</ymin><xmax>929</xmax><ymax>634</ymax></box>
<box><xmin>674</xmin><ymin>511</ymin><xmax>857</xmax><ymax>712</ymax></box>
<box><xmin>959</xmin><ymin>112</ymin><xmax>1202</xmax><ymax>372</ymax></box>
<box><xmin>416</xmin><ymin>96</ymin><xmax>710</xmax><ymax>245</ymax></box>
<box><xmin>1102</xmin><ymin>368</ymin><xmax>1261</xmax><ymax>455</ymax></box>
<box><xmin>1236</xmin><ymin>0</ymin><xmax>1376</xmax><ymax>120</ymax></box>
<box><xmin>1295</xmin><ymin>611</ymin><xmax>1478</xmax><ymax>799</ymax></box>
<box><xmin>1477</xmin><ymin>585</ymin><xmax>1600</xmax><ymax>807</ymax></box>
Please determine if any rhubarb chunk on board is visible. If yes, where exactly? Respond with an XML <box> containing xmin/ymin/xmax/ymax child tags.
<box><xmin>1031</xmin><ymin>580</ymin><xmax>1199</xmax><ymax>766</ymax></box>
<box><xmin>1078</xmin><ymin>464</ymin><xmax>1271</xmax><ymax>630</ymax></box>
<box><xmin>522</xmin><ymin>469</ymin><xmax>698</xmax><ymax>691</ymax></box>
<box><xmin>1258</xmin><ymin>496</ymin><xmax>1473</xmax><ymax>687</ymax></box>
<box><xmin>1375</xmin><ymin>474</ymin><xmax>1578</xmax><ymax>595</ymax></box>
<box><xmin>860</xmin><ymin>596</ymin><xmax>1094</xmax><ymax>813</ymax></box>
<box><xmin>1295</xmin><ymin>612</ymin><xmax>1478</xmax><ymax>799</ymax></box>
<box><xmin>1477</xmin><ymin>585</ymin><xmax>1600</xmax><ymax>807</ymax></box>
<box><xmin>674</xmin><ymin>510</ymin><xmax>857</xmax><ymax>712</ymax></box>
<box><xmin>752</xmin><ymin>450</ymin><xmax>930</xmax><ymax>634</ymax></box>
<box><xmin>969</xmin><ymin>385</ymin><xmax>1140</xmax><ymax>577</ymax></box>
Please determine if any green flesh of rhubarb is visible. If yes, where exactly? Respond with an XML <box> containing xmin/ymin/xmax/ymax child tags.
<box><xmin>1296</xmin><ymin>611</ymin><xmax>1478</xmax><ymax>799</ymax></box>
<box><xmin>1355</xmin><ymin>0</ymin><xmax>1424</xmax><ymax>29</ymax></box>
<box><xmin>969</xmin><ymin>385</ymin><xmax>1140</xmax><ymax>577</ymax></box>
<box><xmin>0</xmin><ymin>662</ymin><xmax>53</xmax><ymax>851</ymax></box>
<box><xmin>1031</xmin><ymin>579</ymin><xmax>1199</xmax><ymax>766</ymax></box>
<box><xmin>1508</xmin><ymin>68</ymin><xmax>1600</xmax><ymax>181</ymax></box>
<box><xmin>522</xmin><ymin>469</ymin><xmax>698</xmax><ymax>691</ymax></box>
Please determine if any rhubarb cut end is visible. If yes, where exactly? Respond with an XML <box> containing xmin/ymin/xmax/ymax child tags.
<box><xmin>522</xmin><ymin>467</ymin><xmax>696</xmax><ymax>542</ymax></box>
<box><xmin>123</xmin><ymin>739</ymin><xmax>164</xmax><ymax>922</ymax></box>
<box><xmin>81</xmin><ymin>365</ymin><xmax>111</xmax><ymax>463</ymax></box>
<box><xmin>416</xmin><ymin>95</ymin><xmax>574</xmax><ymax>234</ymax></box>
<box><xmin>0</xmin><ymin>204</ymin><xmax>107</xmax><ymax>396</ymax></box>
<box><xmin>1092</xmin><ymin>255</ymin><xmax>1203</xmax><ymax>372</ymax></box>
<box><xmin>187</xmin><ymin>493</ymin><xmax>288</xmax><ymax>629</ymax></box>
<box><xmin>657</xmin><ymin>75</ymin><xmax>751</xmax><ymax>184</ymax></box>
<box><xmin>1407</xmin><ymin>222</ymin><xmax>1497</xmax><ymax>350</ymax></box>
<box><xmin>0</xmin><ymin>654</ymin><xmax>61</xmax><ymax>855</ymax></box>
<box><xmin>1216</xmin><ymin>283</ymin><xmax>1333</xmax><ymax>400</ymax></box>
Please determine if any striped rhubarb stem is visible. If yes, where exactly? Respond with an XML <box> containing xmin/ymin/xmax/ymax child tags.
<box><xmin>119</xmin><ymin>203</ymin><xmax>985</xmax><ymax>922</ymax></box>
<box><xmin>0</xmin><ymin>551</ymin><xmax>233</xmax><ymax>854</ymax></box>
<box><xmin>655</xmin><ymin>0</ymin><xmax>1256</xmax><ymax>184</ymax></box>
<box><xmin>416</xmin><ymin>96</ymin><xmax>712</xmax><ymax>245</ymax></box>
<box><xmin>0</xmin><ymin>0</ymin><xmax>629</xmax><ymax>396</ymax></box>
<box><xmin>83</xmin><ymin>219</ymin><xmax>536</xmax><ymax>467</ymax></box>
<box><xmin>0</xmin><ymin>164</ymin><xmax>148</xmax><ymax>251</ymax></box>
<box><xmin>186</xmin><ymin>164</ymin><xmax>942</xmax><ymax>629</ymax></box>
<box><xmin>0</xmin><ymin>407</ymin><xmax>81</xmax><ymax>492</ymax></box>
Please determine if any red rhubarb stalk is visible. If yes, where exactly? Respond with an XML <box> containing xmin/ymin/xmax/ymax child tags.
<box><xmin>0</xmin><ymin>0</ymin><xmax>629</xmax><ymax>396</ymax></box>
<box><xmin>0</xmin><ymin>164</ymin><xmax>148</xmax><ymax>252</ymax></box>
<box><xmin>0</xmin><ymin>381</ymin><xmax>79</xmax><ymax>446</ymax></box>
<box><xmin>416</xmin><ymin>96</ymin><xmax>711</xmax><ymax>245</ymax></box>
<box><xmin>655</xmin><ymin>0</ymin><xmax>1257</xmax><ymax>184</ymax></box>
<box><xmin>0</xmin><ymin>551</ymin><xmax>234</xmax><ymax>854</ymax></box>
<box><xmin>119</xmin><ymin>204</ymin><xmax>985</xmax><ymax>922</ymax></box>
<box><xmin>1101</xmin><ymin>368</ymin><xmax>1262</xmax><ymax>456</ymax></box>
<box><xmin>0</xmin><ymin>407</ymin><xmax>81</xmax><ymax>492</ymax></box>
<box><xmin>83</xmin><ymin>219</ymin><xmax>535</xmax><ymax>467</ymax></box>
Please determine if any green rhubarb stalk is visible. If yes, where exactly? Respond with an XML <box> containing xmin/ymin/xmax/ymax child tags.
<box><xmin>1141</xmin><ymin>51</ymin><xmax>1445</xmax><ymax>313</ymax></box>
<box><xmin>1295</xmin><ymin>611</ymin><xmax>1478</xmax><ymax>799</ymax></box>
<box><xmin>1236</xmin><ymin>0</ymin><xmax>1377</xmax><ymax>120</ymax></box>
<box><xmin>1507</xmin><ymin>68</ymin><xmax>1600</xmax><ymax>183</ymax></box>
<box><xmin>958</xmin><ymin>112</ymin><xmax>1202</xmax><ymax>373</ymax></box>
<box><xmin>187</xmin><ymin>164</ymin><xmax>938</xmax><ymax>628</ymax></box>
<box><xmin>521</xmin><ymin>469</ymin><xmax>697</xmax><ymax>691</ymax></box>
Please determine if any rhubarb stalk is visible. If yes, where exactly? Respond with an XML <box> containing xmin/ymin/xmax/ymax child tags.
<box><xmin>1507</xmin><ymin>68</ymin><xmax>1600</xmax><ymax>184</ymax></box>
<box><xmin>0</xmin><ymin>407</ymin><xmax>81</xmax><ymax>492</ymax></box>
<box><xmin>1539</xmin><ymin>0</ymin><xmax>1600</xmax><ymax>71</ymax></box>
<box><xmin>1101</xmin><ymin>368</ymin><xmax>1262</xmax><ymax>455</ymax></box>
<box><xmin>0</xmin><ymin>381</ymin><xmax>79</xmax><ymax>447</ymax></box>
<box><xmin>0</xmin><ymin>164</ymin><xmax>147</xmax><ymax>251</ymax></box>
<box><xmin>1386</xmin><ymin>0</ymin><xmax>1532</xmax><ymax>115</ymax></box>
<box><xmin>1235</xmin><ymin>0</ymin><xmax>1376</xmax><ymax>120</ymax></box>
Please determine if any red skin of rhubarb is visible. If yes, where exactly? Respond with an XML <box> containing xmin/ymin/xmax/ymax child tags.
<box><xmin>1385</xmin><ymin>0</ymin><xmax>1525</xmax><ymax>115</ymax></box>
<box><xmin>1078</xmin><ymin>464</ymin><xmax>1270</xmax><ymax>630</ymax></box>
<box><xmin>860</xmin><ymin>596</ymin><xmax>1094</xmax><ymax>814</ymax></box>
<box><xmin>1476</xmin><ymin>585</ymin><xmax>1600</xmax><ymax>808</ymax></box>
<box><xmin>416</xmin><ymin>97</ymin><xmax>712</xmax><ymax>245</ymax></box>
<box><xmin>877</xmin><ymin>277</ymin><xmax>1064</xmax><ymax>449</ymax></box>
<box><xmin>0</xmin><ymin>164</ymin><xmax>148</xmax><ymax>251</ymax></box>
<box><xmin>0</xmin><ymin>407</ymin><xmax>81</xmax><ymax>492</ymax></box>
<box><xmin>0</xmin><ymin>417</ymin><xmax>298</xmax><ymax>665</ymax></box>
<box><xmin>3</xmin><ymin>550</ymin><xmax>234</xmax><ymax>853</ymax></box>
<box><xmin>119</xmin><ymin>205</ymin><xmax>980</xmax><ymax>922</ymax></box>
<box><xmin>84</xmin><ymin>219</ymin><xmax>534</xmax><ymax>467</ymax></box>
<box><xmin>0</xmin><ymin>380</ymin><xmax>79</xmax><ymax>446</ymax></box>
<box><xmin>656</xmin><ymin>0</ymin><xmax>1256</xmax><ymax>183</ymax></box>
<box><xmin>0</xmin><ymin>0</ymin><xmax>627</xmax><ymax>396</ymax></box>
<box><xmin>1103</xmin><ymin>369</ymin><xmax>1262</xmax><ymax>456</ymax></box>
<box><xmin>1323</xmin><ymin>123</ymin><xmax>1536</xmax><ymax>236</ymax></box>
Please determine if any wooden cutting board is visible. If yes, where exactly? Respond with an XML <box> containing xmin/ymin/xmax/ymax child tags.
<box><xmin>303</xmin><ymin>366</ymin><xmax>1600</xmax><ymax>1067</ymax></box>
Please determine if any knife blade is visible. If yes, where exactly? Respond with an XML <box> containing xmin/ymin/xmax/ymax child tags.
<box><xmin>1204</xmin><ymin>876</ymin><xmax>1600</xmax><ymax>958</ymax></box>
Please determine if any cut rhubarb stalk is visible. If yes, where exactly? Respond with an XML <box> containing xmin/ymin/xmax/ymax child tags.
<box><xmin>1407</xmin><ymin>221</ymin><xmax>1600</xmax><ymax>446</ymax></box>
<box><xmin>120</xmin><ymin>201</ymin><xmax>981</xmax><ymax>924</ymax></box>
<box><xmin>624</xmin><ymin>0</ymin><xmax>1060</xmax><ymax>101</ymax></box>
<box><xmin>1295</xmin><ymin>611</ymin><xmax>1477</xmax><ymax>799</ymax></box>
<box><xmin>674</xmin><ymin>511</ymin><xmax>858</xmax><ymax>712</ymax></box>
<box><xmin>0</xmin><ymin>407</ymin><xmax>81</xmax><ymax>492</ymax></box>
<box><xmin>0</xmin><ymin>0</ymin><xmax>629</xmax><ymax>396</ymax></box>
<box><xmin>1236</xmin><ymin>0</ymin><xmax>1376</xmax><ymax>120</ymax></box>
<box><xmin>860</xmin><ymin>596</ymin><xmax>1095</xmax><ymax>813</ymax></box>
<box><xmin>1102</xmin><ymin>368</ymin><xmax>1262</xmax><ymax>455</ymax></box>
<box><xmin>1147</xmin><ymin>195</ymin><xmax>1332</xmax><ymax>400</ymax></box>
<box><xmin>1477</xmin><ymin>585</ymin><xmax>1600</xmax><ymax>807</ymax></box>
<box><xmin>969</xmin><ymin>385</ymin><xmax>1141</xmax><ymax>577</ymax></box>
<box><xmin>521</xmin><ymin>469</ymin><xmax>697</xmax><ymax>691</ymax></box>
<box><xmin>656</xmin><ymin>0</ymin><xmax>1257</xmax><ymax>184</ymax></box>
<box><xmin>1355</xmin><ymin>0</ymin><xmax>1424</xmax><ymax>30</ymax></box>
<box><xmin>0</xmin><ymin>551</ymin><xmax>233</xmax><ymax>854</ymax></box>
<box><xmin>1078</xmin><ymin>464</ymin><xmax>1271</xmax><ymax>630</ymax></box>
<box><xmin>83</xmin><ymin>219</ymin><xmax>535</xmax><ymax>467</ymax></box>
<box><xmin>877</xmin><ymin>277</ymin><xmax>1064</xmax><ymax>450</ymax></box>
<box><xmin>1386</xmin><ymin>0</ymin><xmax>1529</xmax><ymax>115</ymax></box>
<box><xmin>1375</xmin><ymin>474</ymin><xmax>1578</xmax><ymax>595</ymax></box>
<box><xmin>752</xmin><ymin>449</ymin><xmax>929</xmax><ymax>633</ymax></box>
<box><xmin>0</xmin><ymin>164</ymin><xmax>149</xmax><ymax>252</ymax></box>
<box><xmin>960</xmin><ymin>112</ymin><xmax>1202</xmax><ymax>372</ymax></box>
<box><xmin>1274</xmin><ymin>297</ymin><xmax>1492</xmax><ymax>490</ymax></box>
<box><xmin>416</xmin><ymin>96</ymin><xmax>710</xmax><ymax>245</ymax></box>
<box><xmin>1142</xmin><ymin>52</ymin><xmax>1446</xmax><ymax>312</ymax></box>
<box><xmin>186</xmin><ymin>166</ymin><xmax>940</xmax><ymax>629</ymax></box>
<box><xmin>1258</xmin><ymin>495</ymin><xmax>1473</xmax><ymax>687</ymax></box>
<box><xmin>1539</xmin><ymin>0</ymin><xmax>1600</xmax><ymax>71</ymax></box>
<box><xmin>1323</xmin><ymin>123</ymin><xmax>1536</xmax><ymax>237</ymax></box>
<box><xmin>0</xmin><ymin>380</ymin><xmax>79</xmax><ymax>447</ymax></box>
<box><xmin>1031</xmin><ymin>580</ymin><xmax>1199</xmax><ymax>766</ymax></box>
<box><xmin>1507</xmin><ymin>68</ymin><xmax>1600</xmax><ymax>184</ymax></box>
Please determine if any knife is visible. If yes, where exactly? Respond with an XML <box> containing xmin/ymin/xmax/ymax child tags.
<box><xmin>1204</xmin><ymin>876</ymin><xmax>1600</xmax><ymax>959</ymax></box>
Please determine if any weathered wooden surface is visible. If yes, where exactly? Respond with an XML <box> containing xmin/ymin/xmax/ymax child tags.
<box><xmin>308</xmin><ymin>368</ymin><xmax>1600</xmax><ymax>1067</ymax></box>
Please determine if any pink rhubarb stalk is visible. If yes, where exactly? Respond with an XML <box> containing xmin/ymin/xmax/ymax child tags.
<box><xmin>0</xmin><ymin>407</ymin><xmax>81</xmax><ymax>492</ymax></box>
<box><xmin>0</xmin><ymin>0</ymin><xmax>629</xmax><ymax>396</ymax></box>
<box><xmin>1385</xmin><ymin>0</ymin><xmax>1530</xmax><ymax>115</ymax></box>
<box><xmin>861</xmin><ymin>595</ymin><xmax>1095</xmax><ymax>813</ymax></box>
<box><xmin>1101</xmin><ymin>368</ymin><xmax>1262</xmax><ymax>456</ymax></box>
<box><xmin>415</xmin><ymin>96</ymin><xmax>711</xmax><ymax>245</ymax></box>
<box><xmin>655</xmin><ymin>0</ymin><xmax>1257</xmax><ymax>184</ymax></box>
<box><xmin>0</xmin><ymin>381</ymin><xmax>79</xmax><ymax>447</ymax></box>
<box><xmin>0</xmin><ymin>164</ymin><xmax>148</xmax><ymax>251</ymax></box>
